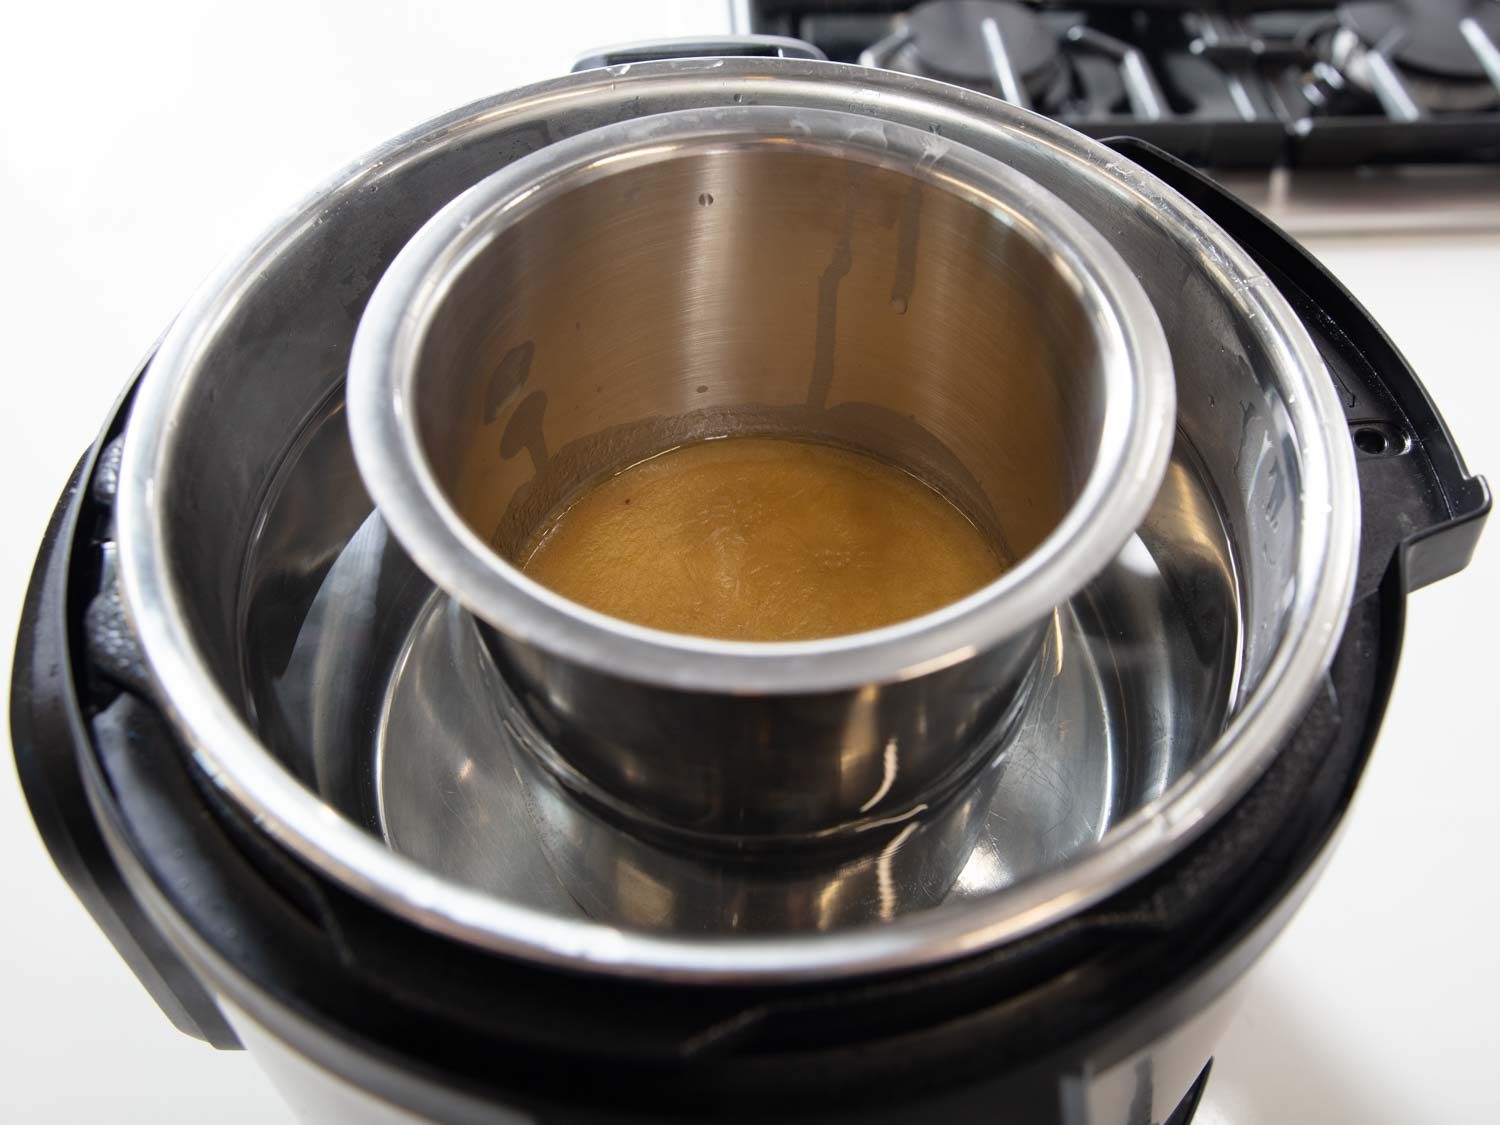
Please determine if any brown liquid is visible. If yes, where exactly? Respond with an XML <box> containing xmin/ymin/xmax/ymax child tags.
<box><xmin>520</xmin><ymin>437</ymin><xmax>1004</xmax><ymax>641</ymax></box>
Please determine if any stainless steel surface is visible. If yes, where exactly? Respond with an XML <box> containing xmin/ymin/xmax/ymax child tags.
<box><xmin>221</xmin><ymin>1002</ymin><xmax>446</xmax><ymax>1125</ymax></box>
<box><xmin>368</xmin><ymin>446</ymin><xmax>1236</xmax><ymax>934</ymax></box>
<box><xmin>384</xmin><ymin>595</ymin><xmax>1014</xmax><ymax>932</ymax></box>
<box><xmin>247</xmin><ymin>390</ymin><xmax>1233</xmax><ymax>934</ymax></box>
<box><xmin>115</xmin><ymin>58</ymin><xmax>1358</xmax><ymax>981</ymax></box>
<box><xmin>347</xmin><ymin>105</ymin><xmax>1174</xmax><ymax>845</ymax></box>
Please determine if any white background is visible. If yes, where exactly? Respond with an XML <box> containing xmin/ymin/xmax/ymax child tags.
<box><xmin>1</xmin><ymin>2</ymin><xmax>1496</xmax><ymax>1121</ymax></box>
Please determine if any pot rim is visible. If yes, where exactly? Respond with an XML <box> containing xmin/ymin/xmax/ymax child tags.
<box><xmin>346</xmin><ymin>104</ymin><xmax>1175</xmax><ymax>694</ymax></box>
<box><xmin>116</xmin><ymin>59</ymin><xmax>1359</xmax><ymax>984</ymax></box>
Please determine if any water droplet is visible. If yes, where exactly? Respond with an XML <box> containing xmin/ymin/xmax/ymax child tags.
<box><xmin>698</xmin><ymin>192</ymin><xmax>714</xmax><ymax>206</ymax></box>
<box><xmin>890</xmin><ymin>295</ymin><xmax>908</xmax><ymax>314</ymax></box>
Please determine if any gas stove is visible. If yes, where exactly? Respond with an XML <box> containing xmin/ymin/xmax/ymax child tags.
<box><xmin>734</xmin><ymin>1</ymin><xmax>1500</xmax><ymax>168</ymax></box>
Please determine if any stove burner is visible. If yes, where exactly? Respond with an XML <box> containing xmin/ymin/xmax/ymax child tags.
<box><xmin>1340</xmin><ymin>0</ymin><xmax>1500</xmax><ymax>80</ymax></box>
<box><xmin>1310</xmin><ymin>1</ymin><xmax>1500</xmax><ymax>116</ymax></box>
<box><xmin>761</xmin><ymin>0</ymin><xmax>1500</xmax><ymax>167</ymax></box>
<box><xmin>908</xmin><ymin>0</ymin><xmax>1057</xmax><ymax>84</ymax></box>
<box><xmin>883</xmin><ymin>0</ymin><xmax>1071</xmax><ymax>112</ymax></box>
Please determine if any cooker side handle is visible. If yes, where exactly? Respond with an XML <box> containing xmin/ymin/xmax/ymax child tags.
<box><xmin>10</xmin><ymin>434</ymin><xmax>242</xmax><ymax>1049</ymax></box>
<box><xmin>571</xmin><ymin>34</ymin><xmax>826</xmax><ymax>73</ymax></box>
<box><xmin>1105</xmin><ymin>137</ymin><xmax>1490</xmax><ymax>599</ymax></box>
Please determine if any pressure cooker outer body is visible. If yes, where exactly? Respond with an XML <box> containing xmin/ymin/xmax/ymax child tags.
<box><xmin>11</xmin><ymin>243</ymin><xmax>1472</xmax><ymax>1125</ymax></box>
<box><xmin>9</xmin><ymin>53</ymin><xmax>1488</xmax><ymax>1125</ymax></box>
<box><xmin>11</xmin><ymin>492</ymin><xmax>1365</xmax><ymax>1125</ymax></box>
<box><xmin>13</xmin><ymin>457</ymin><xmax>1390</xmax><ymax>1124</ymax></box>
<box><xmin>205</xmin><ymin>921</ymin><xmax>1254</xmax><ymax>1125</ymax></box>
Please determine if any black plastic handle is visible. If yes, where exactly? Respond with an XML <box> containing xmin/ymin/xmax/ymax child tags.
<box><xmin>10</xmin><ymin>369</ymin><xmax>241</xmax><ymax>1049</ymax></box>
<box><xmin>571</xmin><ymin>34</ymin><xmax>826</xmax><ymax>73</ymax></box>
<box><xmin>1106</xmin><ymin>137</ymin><xmax>1490</xmax><ymax>601</ymax></box>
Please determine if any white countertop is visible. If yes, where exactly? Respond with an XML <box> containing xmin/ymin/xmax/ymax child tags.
<box><xmin>2</xmin><ymin>4</ymin><xmax>1496</xmax><ymax>1121</ymax></box>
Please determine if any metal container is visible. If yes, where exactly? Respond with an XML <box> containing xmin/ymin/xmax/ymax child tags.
<box><xmin>347</xmin><ymin>105</ymin><xmax>1175</xmax><ymax>846</ymax></box>
<box><xmin>109</xmin><ymin>57</ymin><xmax>1364</xmax><ymax>981</ymax></box>
<box><xmin>13</xmin><ymin>42</ymin><xmax>1488</xmax><ymax>1125</ymax></box>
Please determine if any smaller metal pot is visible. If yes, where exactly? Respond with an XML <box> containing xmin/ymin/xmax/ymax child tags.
<box><xmin>348</xmin><ymin>105</ymin><xmax>1174</xmax><ymax>846</ymax></box>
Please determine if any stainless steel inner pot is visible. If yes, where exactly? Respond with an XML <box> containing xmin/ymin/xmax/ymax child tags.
<box><xmin>347</xmin><ymin>106</ymin><xmax>1175</xmax><ymax>846</ymax></box>
<box><xmin>115</xmin><ymin>58</ymin><xmax>1358</xmax><ymax>982</ymax></box>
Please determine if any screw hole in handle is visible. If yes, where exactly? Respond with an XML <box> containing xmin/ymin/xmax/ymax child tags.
<box><xmin>1351</xmin><ymin>421</ymin><xmax>1409</xmax><ymax>459</ymax></box>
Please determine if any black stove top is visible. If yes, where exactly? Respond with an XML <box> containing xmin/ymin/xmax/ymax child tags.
<box><xmin>737</xmin><ymin>1</ymin><xmax>1500</xmax><ymax>166</ymax></box>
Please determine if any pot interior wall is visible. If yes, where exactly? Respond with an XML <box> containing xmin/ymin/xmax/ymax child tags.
<box><xmin>411</xmin><ymin>143</ymin><xmax>1107</xmax><ymax>572</ymax></box>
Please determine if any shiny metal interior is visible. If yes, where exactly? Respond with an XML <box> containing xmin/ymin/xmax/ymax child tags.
<box><xmin>414</xmin><ymin>130</ymin><xmax>1104</xmax><ymax>567</ymax></box>
<box><xmin>117</xmin><ymin>59</ymin><xmax>1357</xmax><ymax>981</ymax></box>
<box><xmin>248</xmin><ymin>393</ymin><xmax>1236</xmax><ymax>933</ymax></box>
<box><xmin>349</xmin><ymin>106</ymin><xmax>1174</xmax><ymax>845</ymax></box>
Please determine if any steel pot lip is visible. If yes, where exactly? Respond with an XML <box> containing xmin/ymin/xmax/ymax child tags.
<box><xmin>115</xmin><ymin>58</ymin><xmax>1359</xmax><ymax>984</ymax></box>
<box><xmin>346</xmin><ymin>103</ymin><xmax>1176</xmax><ymax>696</ymax></box>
